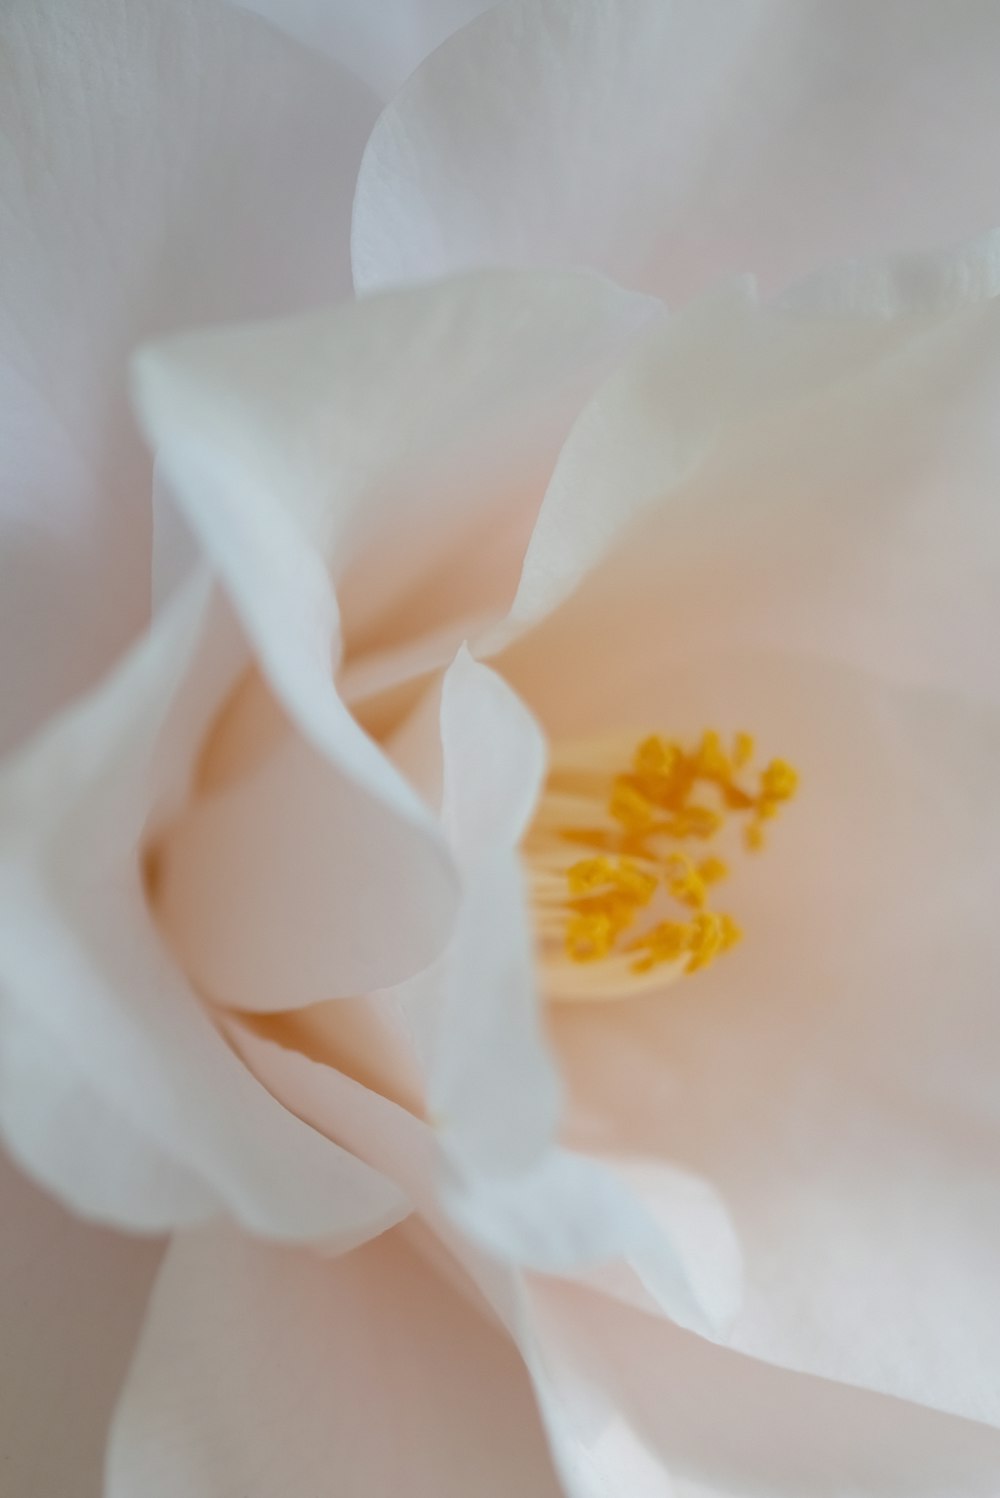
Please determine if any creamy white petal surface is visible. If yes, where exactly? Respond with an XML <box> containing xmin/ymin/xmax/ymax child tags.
<box><xmin>482</xmin><ymin>258</ymin><xmax>1000</xmax><ymax>1430</ymax></box>
<box><xmin>0</xmin><ymin>270</ymin><xmax>659</xmax><ymax>1225</ymax></box>
<box><xmin>223</xmin><ymin>1005</ymin><xmax>742</xmax><ymax>1493</ymax></box>
<box><xmin>0</xmin><ymin>0</ymin><xmax>376</xmax><ymax>757</ymax></box>
<box><xmin>411</xmin><ymin>650</ymin><xmax>743</xmax><ymax>1338</ymax></box>
<box><xmin>432</xmin><ymin>647</ymin><xmax>556</xmax><ymax>1173</ymax></box>
<box><xmin>522</xmin><ymin>651</ymin><xmax>1000</xmax><ymax>1432</ymax></box>
<box><xmin>526</xmin><ymin>1275</ymin><xmax>1000</xmax><ymax>1498</ymax></box>
<box><xmin>134</xmin><ymin>271</ymin><xmax>662</xmax><ymax>1010</ymax></box>
<box><xmin>0</xmin><ymin>574</ymin><xmax>406</xmax><ymax>1238</ymax></box>
<box><xmin>228</xmin><ymin>906</ymin><xmax>741</xmax><ymax>1347</ymax></box>
<box><xmin>3</xmin><ymin>137</ymin><xmax>999</xmax><ymax>1495</ymax></box>
<box><xmin>354</xmin><ymin>0</ymin><xmax>1000</xmax><ymax>299</ymax></box>
<box><xmin>106</xmin><ymin>1224</ymin><xmax>563</xmax><ymax>1498</ymax></box>
<box><xmin>119</xmin><ymin>257</ymin><xmax>1000</xmax><ymax>1474</ymax></box>
<box><xmin>132</xmin><ymin>271</ymin><xmax>661</xmax><ymax>598</ymax></box>
<box><xmin>230</xmin><ymin>0</ymin><xmax>497</xmax><ymax>96</ymax></box>
<box><xmin>498</xmin><ymin>255</ymin><xmax>1000</xmax><ymax>699</ymax></box>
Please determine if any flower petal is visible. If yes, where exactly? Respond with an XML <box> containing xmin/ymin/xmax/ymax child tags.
<box><xmin>146</xmin><ymin>470</ymin><xmax>457</xmax><ymax>1011</ymax></box>
<box><xmin>354</xmin><ymin>0</ymin><xmax>1000</xmax><ymax>299</ymax></box>
<box><xmin>483</xmin><ymin>279</ymin><xmax>761</xmax><ymax>649</ymax></box>
<box><xmin>425</xmin><ymin>648</ymin><xmax>558</xmax><ymax>1174</ymax></box>
<box><xmin>230</xmin><ymin>0</ymin><xmax>497</xmax><ymax>96</ymax></box>
<box><xmin>498</xmin><ymin>268</ymin><xmax>1000</xmax><ymax>701</ymax></box>
<box><xmin>199</xmin><ymin>1019</ymin><xmax>979</xmax><ymax>1496</ymax></box>
<box><xmin>0</xmin><ymin>575</ymin><xmax>406</xmax><ymax>1238</ymax></box>
<box><xmin>232</xmin><ymin>1005</ymin><xmax>741</xmax><ymax>1344</ymax></box>
<box><xmin>133</xmin><ymin>272</ymin><xmax>659</xmax><ymax>1008</ymax></box>
<box><xmin>107</xmin><ymin>1224</ymin><xmax>563</xmax><ymax>1498</ymax></box>
<box><xmin>441</xmin><ymin>644</ymin><xmax>546</xmax><ymax>863</ymax></box>
<box><xmin>0</xmin><ymin>0</ymin><xmax>376</xmax><ymax>753</ymax></box>
<box><xmin>0</xmin><ymin>1001</ymin><xmax>214</xmax><ymax>1229</ymax></box>
<box><xmin>550</xmin><ymin>655</ymin><xmax>1000</xmax><ymax>1430</ymax></box>
<box><xmin>443</xmin><ymin>1147</ymin><xmax>741</xmax><ymax>1339</ymax></box>
<box><xmin>388</xmin><ymin>653</ymin><xmax>740</xmax><ymax>1335</ymax></box>
<box><xmin>0</xmin><ymin>1149</ymin><xmax>161</xmax><ymax>1498</ymax></box>
<box><xmin>152</xmin><ymin>684</ymin><xmax>458</xmax><ymax>1009</ymax></box>
<box><xmin>132</xmin><ymin>268</ymin><xmax>662</xmax><ymax>659</ymax></box>
<box><xmin>526</xmin><ymin>1275</ymin><xmax>1000</xmax><ymax>1498</ymax></box>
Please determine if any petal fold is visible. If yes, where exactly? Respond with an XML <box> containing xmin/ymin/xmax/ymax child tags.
<box><xmin>0</xmin><ymin>577</ymin><xmax>405</xmax><ymax>1239</ymax></box>
<box><xmin>499</xmin><ymin>264</ymin><xmax>1000</xmax><ymax>702</ymax></box>
<box><xmin>230</xmin><ymin>0</ymin><xmax>497</xmax><ymax>96</ymax></box>
<box><xmin>354</xmin><ymin>0</ymin><xmax>1000</xmax><ymax>300</ymax></box>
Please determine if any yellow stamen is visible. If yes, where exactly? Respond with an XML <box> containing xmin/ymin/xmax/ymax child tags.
<box><xmin>719</xmin><ymin>913</ymin><xmax>743</xmax><ymax>950</ymax></box>
<box><xmin>665</xmin><ymin>853</ymin><xmax>708</xmax><ymax>911</ymax></box>
<box><xmin>760</xmin><ymin>758</ymin><xmax>798</xmax><ymax>803</ymax></box>
<box><xmin>566</xmin><ymin>911</ymin><xmax>617</xmax><ymax>962</ymax></box>
<box><xmin>566</xmin><ymin>856</ymin><xmax>617</xmax><ymax>895</ymax></box>
<box><xmin>634</xmin><ymin>734</ymin><xmax>681</xmax><ymax>779</ymax></box>
<box><xmin>629</xmin><ymin>919</ymin><xmax>692</xmax><ymax>974</ymax></box>
<box><xmin>524</xmin><ymin>726</ymin><xmax>798</xmax><ymax>1001</ymax></box>
<box><xmin>609</xmin><ymin>777</ymin><xmax>657</xmax><ymax>832</ymax></box>
<box><xmin>611</xmin><ymin>859</ymin><xmax>659</xmax><ymax>904</ymax></box>
<box><xmin>694</xmin><ymin>729</ymin><xmax>732</xmax><ymax>781</ymax></box>
<box><xmin>663</xmin><ymin>804</ymin><xmax>722</xmax><ymax>840</ymax></box>
<box><xmin>732</xmin><ymin>731</ymin><xmax>755</xmax><ymax>769</ymax></box>
<box><xmin>745</xmin><ymin>820</ymin><xmax>766</xmax><ymax>852</ymax></box>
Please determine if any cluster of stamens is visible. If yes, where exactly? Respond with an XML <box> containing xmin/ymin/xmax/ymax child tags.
<box><xmin>525</xmin><ymin>729</ymin><xmax>798</xmax><ymax>1002</ymax></box>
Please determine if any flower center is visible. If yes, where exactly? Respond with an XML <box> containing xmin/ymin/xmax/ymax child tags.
<box><xmin>524</xmin><ymin>729</ymin><xmax>798</xmax><ymax>1002</ymax></box>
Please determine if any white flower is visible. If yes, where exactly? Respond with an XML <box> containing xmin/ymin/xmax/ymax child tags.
<box><xmin>4</xmin><ymin>4</ymin><xmax>1000</xmax><ymax>1497</ymax></box>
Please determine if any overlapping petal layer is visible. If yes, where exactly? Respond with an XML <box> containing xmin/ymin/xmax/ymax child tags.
<box><xmin>107</xmin><ymin>1224</ymin><xmax>563</xmax><ymax>1498</ymax></box>
<box><xmin>355</xmin><ymin>0</ymin><xmax>1000</xmax><ymax>300</ymax></box>
<box><xmin>230</xmin><ymin>0</ymin><xmax>497</xmax><ymax>96</ymax></box>
<box><xmin>0</xmin><ymin>0</ymin><xmax>376</xmax><ymax>753</ymax></box>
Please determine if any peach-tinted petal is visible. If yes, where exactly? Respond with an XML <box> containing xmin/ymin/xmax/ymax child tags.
<box><xmin>483</xmin><ymin>279</ymin><xmax>763</xmax><ymax>650</ymax></box>
<box><xmin>527</xmin><ymin>1275</ymin><xmax>1000</xmax><ymax>1498</ymax></box>
<box><xmin>499</xmin><ymin>266</ymin><xmax>1000</xmax><ymax>703</ymax></box>
<box><xmin>548</xmin><ymin>655</ymin><xmax>1000</xmax><ymax>1429</ymax></box>
<box><xmin>354</xmin><ymin>0</ymin><xmax>1000</xmax><ymax>300</ymax></box>
<box><xmin>0</xmin><ymin>575</ymin><xmax>405</xmax><ymax>1240</ymax></box>
<box><xmin>230</xmin><ymin>1020</ymin><xmax>744</xmax><ymax>1496</ymax></box>
<box><xmin>233</xmin><ymin>1009</ymin><xmax>740</xmax><ymax>1344</ymax></box>
<box><xmin>133</xmin><ymin>272</ymin><xmax>660</xmax><ymax>1010</ymax></box>
<box><xmin>153</xmin><ymin>696</ymin><xmax>457</xmax><ymax>1009</ymax></box>
<box><xmin>107</xmin><ymin>1224</ymin><xmax>563</xmax><ymax>1498</ymax></box>
<box><xmin>388</xmin><ymin>652</ymin><xmax>741</xmax><ymax>1333</ymax></box>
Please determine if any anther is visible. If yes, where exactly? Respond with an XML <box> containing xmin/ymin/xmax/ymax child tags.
<box><xmin>527</xmin><ymin>726</ymin><xmax>798</xmax><ymax>999</ymax></box>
